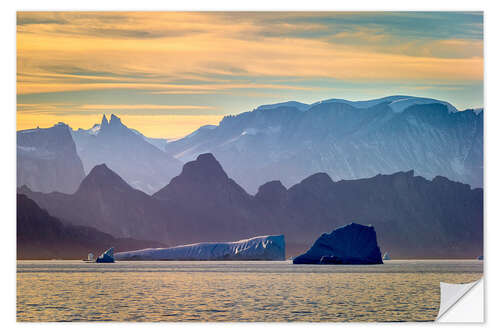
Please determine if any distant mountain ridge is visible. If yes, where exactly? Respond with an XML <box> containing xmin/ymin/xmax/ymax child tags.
<box><xmin>255</xmin><ymin>95</ymin><xmax>460</xmax><ymax>113</ymax></box>
<box><xmin>20</xmin><ymin>153</ymin><xmax>483</xmax><ymax>259</ymax></box>
<box><xmin>75</xmin><ymin>114</ymin><xmax>169</xmax><ymax>152</ymax></box>
<box><xmin>18</xmin><ymin>96</ymin><xmax>482</xmax><ymax>194</ymax></box>
<box><xmin>310</xmin><ymin>95</ymin><xmax>459</xmax><ymax>113</ymax></box>
<box><xmin>17</xmin><ymin>123</ymin><xmax>85</xmax><ymax>194</ymax></box>
<box><xmin>165</xmin><ymin>96</ymin><xmax>483</xmax><ymax>192</ymax></box>
<box><xmin>71</xmin><ymin>114</ymin><xmax>182</xmax><ymax>194</ymax></box>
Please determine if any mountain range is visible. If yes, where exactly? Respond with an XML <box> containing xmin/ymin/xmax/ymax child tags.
<box><xmin>71</xmin><ymin>114</ymin><xmax>182</xmax><ymax>194</ymax></box>
<box><xmin>17</xmin><ymin>96</ymin><xmax>483</xmax><ymax>196</ymax></box>
<box><xmin>17</xmin><ymin>123</ymin><xmax>85</xmax><ymax>194</ymax></box>
<box><xmin>16</xmin><ymin>95</ymin><xmax>484</xmax><ymax>259</ymax></box>
<box><xmin>19</xmin><ymin>153</ymin><xmax>483</xmax><ymax>259</ymax></box>
<box><xmin>165</xmin><ymin>96</ymin><xmax>483</xmax><ymax>193</ymax></box>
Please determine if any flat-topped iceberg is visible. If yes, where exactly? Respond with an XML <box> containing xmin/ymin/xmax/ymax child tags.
<box><xmin>293</xmin><ymin>223</ymin><xmax>383</xmax><ymax>265</ymax></box>
<box><xmin>115</xmin><ymin>235</ymin><xmax>285</xmax><ymax>261</ymax></box>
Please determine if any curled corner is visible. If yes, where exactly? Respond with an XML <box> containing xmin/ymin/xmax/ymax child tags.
<box><xmin>436</xmin><ymin>277</ymin><xmax>484</xmax><ymax>322</ymax></box>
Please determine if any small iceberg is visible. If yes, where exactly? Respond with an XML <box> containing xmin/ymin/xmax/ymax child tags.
<box><xmin>83</xmin><ymin>253</ymin><xmax>94</xmax><ymax>262</ymax></box>
<box><xmin>115</xmin><ymin>235</ymin><xmax>285</xmax><ymax>261</ymax></box>
<box><xmin>96</xmin><ymin>247</ymin><xmax>114</xmax><ymax>263</ymax></box>
<box><xmin>383</xmin><ymin>252</ymin><xmax>391</xmax><ymax>260</ymax></box>
<box><xmin>293</xmin><ymin>223</ymin><xmax>383</xmax><ymax>265</ymax></box>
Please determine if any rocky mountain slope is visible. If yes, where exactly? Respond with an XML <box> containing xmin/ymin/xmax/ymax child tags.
<box><xmin>17</xmin><ymin>123</ymin><xmax>85</xmax><ymax>194</ymax></box>
<box><xmin>17</xmin><ymin>194</ymin><xmax>165</xmax><ymax>259</ymax></box>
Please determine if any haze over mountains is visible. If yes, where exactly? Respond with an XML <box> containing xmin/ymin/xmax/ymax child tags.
<box><xmin>20</xmin><ymin>153</ymin><xmax>483</xmax><ymax>259</ymax></box>
<box><xmin>16</xmin><ymin>95</ymin><xmax>484</xmax><ymax>259</ymax></box>
<box><xmin>17</xmin><ymin>194</ymin><xmax>165</xmax><ymax>259</ymax></box>
<box><xmin>17</xmin><ymin>96</ymin><xmax>483</xmax><ymax>195</ymax></box>
<box><xmin>71</xmin><ymin>114</ymin><xmax>181</xmax><ymax>194</ymax></box>
<box><xmin>17</xmin><ymin>123</ymin><xmax>85</xmax><ymax>194</ymax></box>
<box><xmin>166</xmin><ymin>95</ymin><xmax>483</xmax><ymax>192</ymax></box>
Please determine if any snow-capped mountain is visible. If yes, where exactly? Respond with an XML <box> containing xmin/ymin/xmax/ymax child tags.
<box><xmin>165</xmin><ymin>96</ymin><xmax>483</xmax><ymax>193</ymax></box>
<box><xmin>17</xmin><ymin>123</ymin><xmax>85</xmax><ymax>194</ymax></box>
<box><xmin>311</xmin><ymin>95</ymin><xmax>458</xmax><ymax>113</ymax></box>
<box><xmin>71</xmin><ymin>114</ymin><xmax>182</xmax><ymax>194</ymax></box>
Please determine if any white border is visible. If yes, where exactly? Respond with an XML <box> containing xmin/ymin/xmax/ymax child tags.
<box><xmin>3</xmin><ymin>1</ymin><xmax>499</xmax><ymax>332</ymax></box>
<box><xmin>437</xmin><ymin>278</ymin><xmax>484</xmax><ymax>322</ymax></box>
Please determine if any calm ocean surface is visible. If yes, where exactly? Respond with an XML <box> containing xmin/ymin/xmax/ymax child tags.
<box><xmin>17</xmin><ymin>260</ymin><xmax>482</xmax><ymax>322</ymax></box>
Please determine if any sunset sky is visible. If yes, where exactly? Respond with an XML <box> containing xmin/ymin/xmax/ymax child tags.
<box><xmin>17</xmin><ymin>12</ymin><xmax>483</xmax><ymax>138</ymax></box>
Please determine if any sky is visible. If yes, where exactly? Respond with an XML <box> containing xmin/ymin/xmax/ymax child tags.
<box><xmin>17</xmin><ymin>12</ymin><xmax>483</xmax><ymax>139</ymax></box>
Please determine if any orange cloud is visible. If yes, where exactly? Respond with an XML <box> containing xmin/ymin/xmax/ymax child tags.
<box><xmin>17</xmin><ymin>12</ymin><xmax>483</xmax><ymax>96</ymax></box>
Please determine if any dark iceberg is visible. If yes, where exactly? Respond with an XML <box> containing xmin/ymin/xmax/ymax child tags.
<box><xmin>293</xmin><ymin>223</ymin><xmax>383</xmax><ymax>265</ymax></box>
<box><xmin>96</xmin><ymin>247</ymin><xmax>114</xmax><ymax>263</ymax></box>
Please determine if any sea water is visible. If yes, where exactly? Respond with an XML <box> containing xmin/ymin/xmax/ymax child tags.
<box><xmin>17</xmin><ymin>260</ymin><xmax>482</xmax><ymax>322</ymax></box>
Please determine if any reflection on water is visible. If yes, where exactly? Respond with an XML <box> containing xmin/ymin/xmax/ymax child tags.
<box><xmin>17</xmin><ymin>260</ymin><xmax>482</xmax><ymax>322</ymax></box>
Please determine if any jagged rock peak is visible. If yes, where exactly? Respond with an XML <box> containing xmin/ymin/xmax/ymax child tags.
<box><xmin>100</xmin><ymin>114</ymin><xmax>109</xmax><ymax>128</ymax></box>
<box><xmin>87</xmin><ymin>163</ymin><xmax>113</xmax><ymax>176</ymax></box>
<box><xmin>299</xmin><ymin>172</ymin><xmax>334</xmax><ymax>188</ymax></box>
<box><xmin>180</xmin><ymin>153</ymin><xmax>228</xmax><ymax>181</ymax></box>
<box><xmin>82</xmin><ymin>164</ymin><xmax>114</xmax><ymax>184</ymax></box>
<box><xmin>77</xmin><ymin>163</ymin><xmax>131</xmax><ymax>193</ymax></box>
<box><xmin>109</xmin><ymin>114</ymin><xmax>123</xmax><ymax>126</ymax></box>
<box><xmin>255</xmin><ymin>180</ymin><xmax>287</xmax><ymax>203</ymax></box>
<box><xmin>197</xmin><ymin>152</ymin><xmax>218</xmax><ymax>163</ymax></box>
<box><xmin>54</xmin><ymin>122</ymin><xmax>70</xmax><ymax>128</ymax></box>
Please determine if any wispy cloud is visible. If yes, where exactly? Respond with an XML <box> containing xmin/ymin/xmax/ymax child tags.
<box><xmin>17</xmin><ymin>12</ymin><xmax>484</xmax><ymax>92</ymax></box>
<box><xmin>17</xmin><ymin>102</ymin><xmax>218</xmax><ymax>116</ymax></box>
<box><xmin>16</xmin><ymin>11</ymin><xmax>484</xmax><ymax>136</ymax></box>
<box><xmin>79</xmin><ymin>104</ymin><xmax>216</xmax><ymax>110</ymax></box>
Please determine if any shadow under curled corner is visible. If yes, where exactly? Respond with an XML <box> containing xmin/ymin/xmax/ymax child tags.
<box><xmin>436</xmin><ymin>277</ymin><xmax>484</xmax><ymax>323</ymax></box>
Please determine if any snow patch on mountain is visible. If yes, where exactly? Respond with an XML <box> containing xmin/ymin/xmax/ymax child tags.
<box><xmin>241</xmin><ymin>128</ymin><xmax>258</xmax><ymax>136</ymax></box>
<box><xmin>313</xmin><ymin>95</ymin><xmax>458</xmax><ymax>113</ymax></box>
<box><xmin>388</xmin><ymin>97</ymin><xmax>458</xmax><ymax>113</ymax></box>
<box><xmin>17</xmin><ymin>146</ymin><xmax>37</xmax><ymax>152</ymax></box>
<box><xmin>257</xmin><ymin>101</ymin><xmax>310</xmax><ymax>111</ymax></box>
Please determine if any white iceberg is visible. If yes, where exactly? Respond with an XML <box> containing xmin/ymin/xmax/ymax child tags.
<box><xmin>115</xmin><ymin>235</ymin><xmax>285</xmax><ymax>261</ymax></box>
